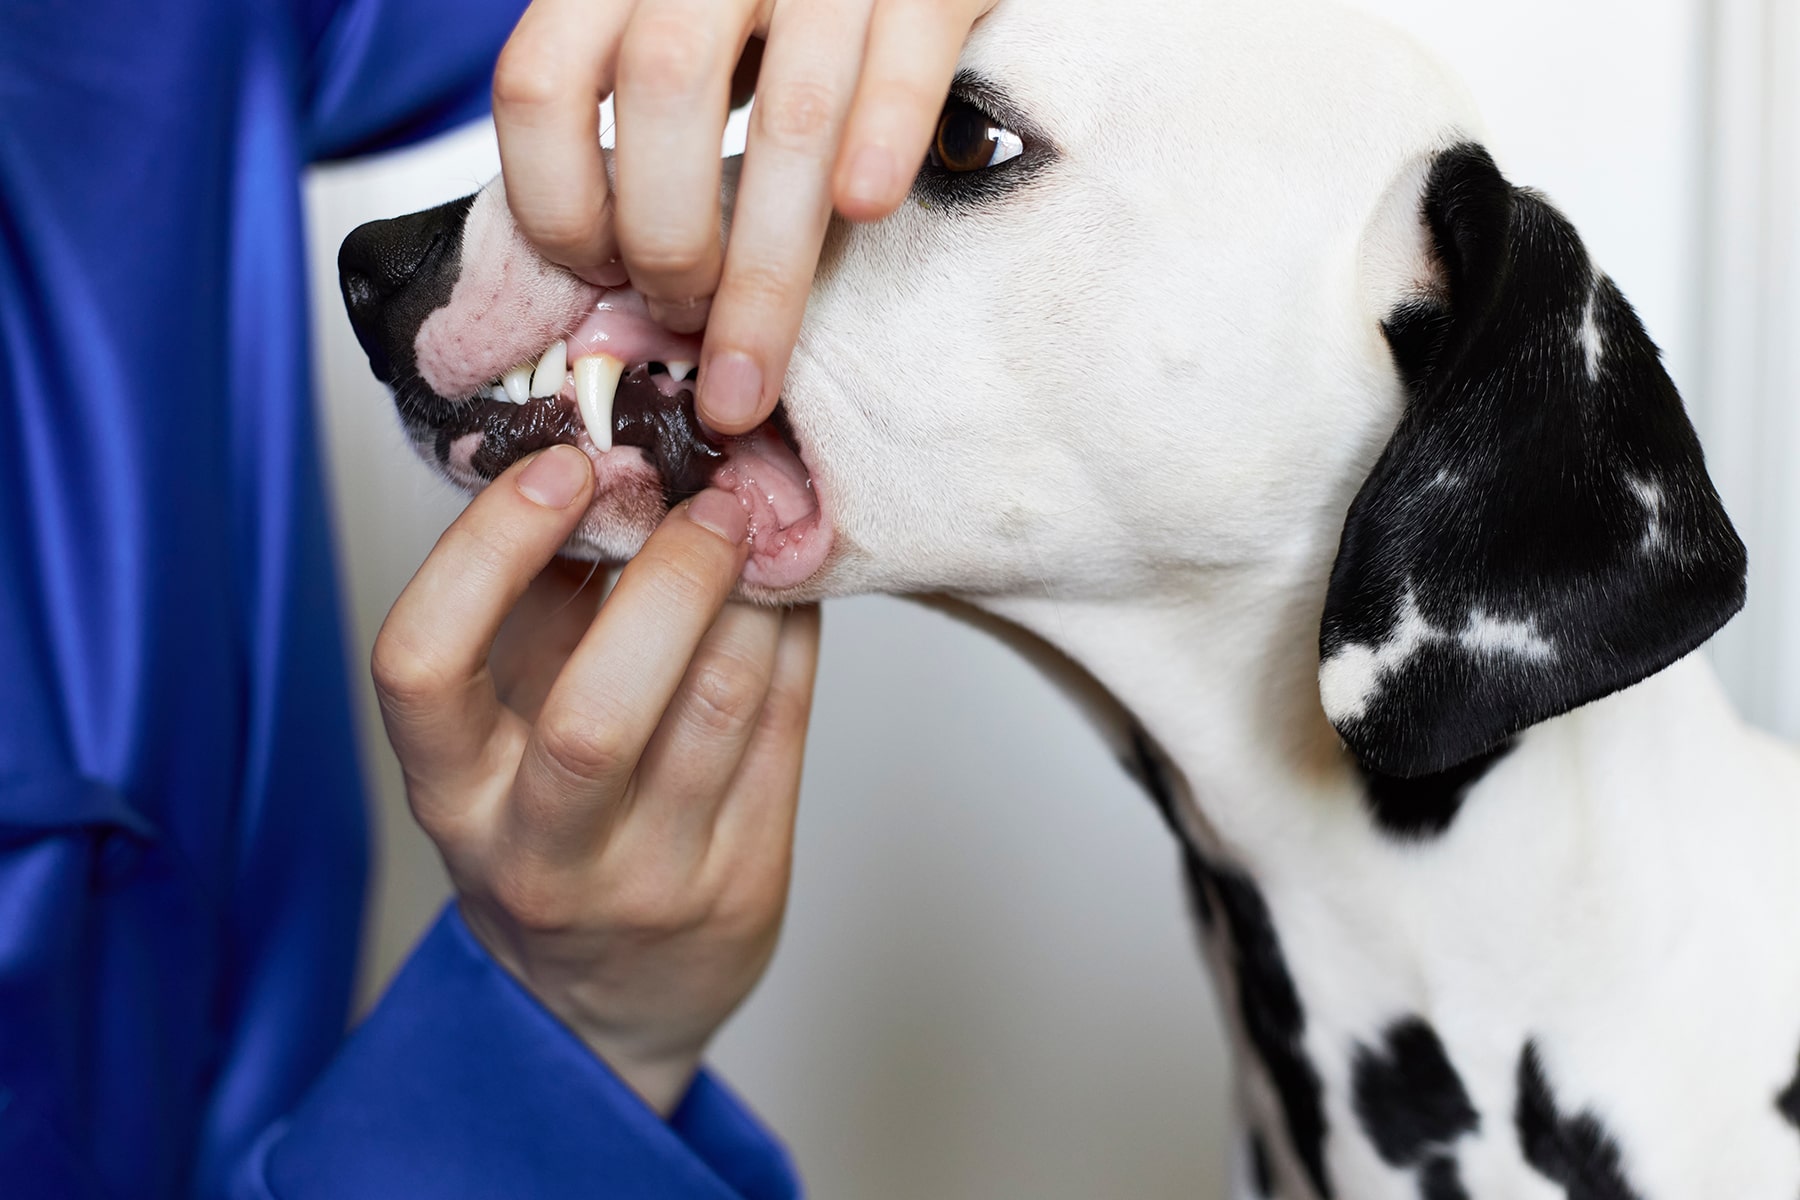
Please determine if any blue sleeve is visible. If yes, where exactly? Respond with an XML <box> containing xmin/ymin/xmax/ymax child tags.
<box><xmin>303</xmin><ymin>0</ymin><xmax>528</xmax><ymax>161</ymax></box>
<box><xmin>231</xmin><ymin>905</ymin><xmax>801</xmax><ymax>1200</ymax></box>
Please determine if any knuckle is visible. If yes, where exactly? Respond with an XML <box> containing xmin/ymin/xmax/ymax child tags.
<box><xmin>860</xmin><ymin>73</ymin><xmax>941</xmax><ymax>126</ymax></box>
<box><xmin>602</xmin><ymin>872</ymin><xmax>710</xmax><ymax>938</ymax></box>
<box><xmin>621</xmin><ymin>231</ymin><xmax>718</xmax><ymax>283</ymax></box>
<box><xmin>721</xmin><ymin>256</ymin><xmax>802</xmax><ymax>314</ymax></box>
<box><xmin>492</xmin><ymin>44</ymin><xmax>563</xmax><ymax>111</ymax></box>
<box><xmin>370</xmin><ymin>629</ymin><xmax>452</xmax><ymax>712</ymax></box>
<box><xmin>641</xmin><ymin>543</ymin><xmax>725</xmax><ymax>612</ymax></box>
<box><xmin>536</xmin><ymin>704</ymin><xmax>634</xmax><ymax>783</ymax></box>
<box><xmin>405</xmin><ymin>787</ymin><xmax>471</xmax><ymax>850</ymax></box>
<box><xmin>522</xmin><ymin>207</ymin><xmax>608</xmax><ymax>259</ymax></box>
<box><xmin>437</xmin><ymin>521</ymin><xmax>517</xmax><ymax>595</ymax></box>
<box><xmin>683</xmin><ymin>656</ymin><xmax>767</xmax><ymax>738</ymax></box>
<box><xmin>489</xmin><ymin>862</ymin><xmax>581</xmax><ymax>935</ymax></box>
<box><xmin>753</xmin><ymin>79</ymin><xmax>840</xmax><ymax>152</ymax></box>
<box><xmin>620</xmin><ymin>15</ymin><xmax>717</xmax><ymax>97</ymax></box>
<box><xmin>755</xmin><ymin>682</ymin><xmax>814</xmax><ymax>744</ymax></box>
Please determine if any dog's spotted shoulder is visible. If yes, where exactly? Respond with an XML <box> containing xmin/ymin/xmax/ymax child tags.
<box><xmin>1350</xmin><ymin>1017</ymin><xmax>1479</xmax><ymax>1185</ymax></box>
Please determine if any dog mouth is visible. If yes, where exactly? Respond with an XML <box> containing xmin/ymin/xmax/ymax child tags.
<box><xmin>431</xmin><ymin>287</ymin><xmax>827</xmax><ymax>589</ymax></box>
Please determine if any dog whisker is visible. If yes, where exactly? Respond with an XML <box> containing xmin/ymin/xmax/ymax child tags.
<box><xmin>548</xmin><ymin>556</ymin><xmax>607</xmax><ymax>619</ymax></box>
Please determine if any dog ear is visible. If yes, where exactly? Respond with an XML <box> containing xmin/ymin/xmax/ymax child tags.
<box><xmin>1319</xmin><ymin>143</ymin><xmax>1745</xmax><ymax>779</ymax></box>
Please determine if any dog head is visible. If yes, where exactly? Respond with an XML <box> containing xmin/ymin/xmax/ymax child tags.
<box><xmin>340</xmin><ymin>0</ymin><xmax>1743</xmax><ymax>778</ymax></box>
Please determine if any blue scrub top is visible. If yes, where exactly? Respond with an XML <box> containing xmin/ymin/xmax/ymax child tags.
<box><xmin>0</xmin><ymin>2</ymin><xmax>797</xmax><ymax>1196</ymax></box>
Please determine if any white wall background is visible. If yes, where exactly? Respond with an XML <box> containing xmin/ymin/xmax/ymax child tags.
<box><xmin>302</xmin><ymin>4</ymin><xmax>1796</xmax><ymax>1195</ymax></box>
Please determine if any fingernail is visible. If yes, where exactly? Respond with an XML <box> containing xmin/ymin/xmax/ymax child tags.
<box><xmin>596</xmin><ymin>258</ymin><xmax>629</xmax><ymax>288</ymax></box>
<box><xmin>700</xmin><ymin>350</ymin><xmax>764</xmax><ymax>430</ymax></box>
<box><xmin>647</xmin><ymin>295</ymin><xmax>712</xmax><ymax>335</ymax></box>
<box><xmin>842</xmin><ymin>146</ymin><xmax>898</xmax><ymax>212</ymax></box>
<box><xmin>687</xmin><ymin>488</ymin><xmax>749</xmax><ymax>545</ymax></box>
<box><xmin>516</xmin><ymin>445</ymin><xmax>592</xmax><ymax>509</ymax></box>
<box><xmin>576</xmin><ymin>262</ymin><xmax>630</xmax><ymax>289</ymax></box>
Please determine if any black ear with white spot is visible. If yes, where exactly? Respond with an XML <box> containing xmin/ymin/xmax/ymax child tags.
<box><xmin>1320</xmin><ymin>144</ymin><xmax>1745</xmax><ymax>779</ymax></box>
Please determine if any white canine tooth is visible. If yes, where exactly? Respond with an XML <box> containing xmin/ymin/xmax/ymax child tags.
<box><xmin>530</xmin><ymin>339</ymin><xmax>567</xmax><ymax>398</ymax></box>
<box><xmin>502</xmin><ymin>364</ymin><xmax>533</xmax><ymax>404</ymax></box>
<box><xmin>573</xmin><ymin>354</ymin><xmax>625</xmax><ymax>452</ymax></box>
<box><xmin>666</xmin><ymin>360</ymin><xmax>696</xmax><ymax>382</ymax></box>
<box><xmin>489</xmin><ymin>385</ymin><xmax>509</xmax><ymax>403</ymax></box>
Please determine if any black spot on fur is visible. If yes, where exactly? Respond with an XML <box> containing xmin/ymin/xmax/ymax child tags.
<box><xmin>1120</xmin><ymin>729</ymin><xmax>1325</xmax><ymax>1193</ymax></box>
<box><xmin>1124</xmin><ymin>726</ymin><xmax>1182</xmax><ymax>835</ymax></box>
<box><xmin>1418</xmin><ymin>1156</ymin><xmax>1471</xmax><ymax>1200</ymax></box>
<box><xmin>1322</xmin><ymin>142</ymin><xmax>1746</xmax><ymax>779</ymax></box>
<box><xmin>1359</xmin><ymin>739</ymin><xmax>1513</xmax><ymax>838</ymax></box>
<box><xmin>1514</xmin><ymin>1042</ymin><xmax>1644</xmax><ymax>1200</ymax></box>
<box><xmin>1189</xmin><ymin>857</ymin><xmax>1331</xmax><ymax>1197</ymax></box>
<box><xmin>1352</xmin><ymin>1018</ymin><xmax>1479</xmax><ymax>1166</ymax></box>
<box><xmin>1122</xmin><ymin>728</ymin><xmax>1213</xmax><ymax>927</ymax></box>
<box><xmin>1779</xmin><ymin>1049</ymin><xmax>1800</xmax><ymax>1131</ymax></box>
<box><xmin>1250</xmin><ymin>1131</ymin><xmax>1274</xmax><ymax>1196</ymax></box>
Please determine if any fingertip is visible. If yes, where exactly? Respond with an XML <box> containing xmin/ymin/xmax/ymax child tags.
<box><xmin>834</xmin><ymin>145</ymin><xmax>909</xmax><ymax>221</ymax></box>
<box><xmin>595</xmin><ymin>258</ymin><xmax>631</xmax><ymax>287</ymax></box>
<box><xmin>515</xmin><ymin>445</ymin><xmax>595</xmax><ymax>510</ymax></box>
<box><xmin>685</xmin><ymin>487</ymin><xmax>751</xmax><ymax>546</ymax></box>
<box><xmin>572</xmin><ymin>258</ymin><xmax>631</xmax><ymax>289</ymax></box>
<box><xmin>697</xmin><ymin>349</ymin><xmax>771</xmax><ymax>434</ymax></box>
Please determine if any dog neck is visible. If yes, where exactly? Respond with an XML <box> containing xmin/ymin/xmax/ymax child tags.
<box><xmin>964</xmin><ymin>535</ymin><xmax>1797</xmax><ymax>1197</ymax></box>
<box><xmin>975</xmin><ymin>537</ymin><xmax>1359</xmax><ymax>868</ymax></box>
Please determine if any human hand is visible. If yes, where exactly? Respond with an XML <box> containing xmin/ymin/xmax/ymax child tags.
<box><xmin>372</xmin><ymin>445</ymin><xmax>821</xmax><ymax>1113</ymax></box>
<box><xmin>491</xmin><ymin>0</ymin><xmax>996</xmax><ymax>433</ymax></box>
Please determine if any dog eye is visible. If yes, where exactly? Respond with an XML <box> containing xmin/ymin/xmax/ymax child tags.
<box><xmin>928</xmin><ymin>100</ymin><xmax>1024</xmax><ymax>173</ymax></box>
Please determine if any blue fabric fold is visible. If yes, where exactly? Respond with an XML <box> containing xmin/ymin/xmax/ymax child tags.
<box><xmin>239</xmin><ymin>906</ymin><xmax>801</xmax><ymax>1200</ymax></box>
<box><xmin>0</xmin><ymin>776</ymin><xmax>156</xmax><ymax>841</ymax></box>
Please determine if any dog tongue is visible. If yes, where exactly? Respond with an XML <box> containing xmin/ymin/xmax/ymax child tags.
<box><xmin>717</xmin><ymin>425</ymin><xmax>827</xmax><ymax>589</ymax></box>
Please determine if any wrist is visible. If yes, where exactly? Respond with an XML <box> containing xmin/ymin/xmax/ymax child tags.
<box><xmin>578</xmin><ymin>1038</ymin><xmax>704</xmax><ymax>1116</ymax></box>
<box><xmin>456</xmin><ymin>899</ymin><xmax>710</xmax><ymax>1115</ymax></box>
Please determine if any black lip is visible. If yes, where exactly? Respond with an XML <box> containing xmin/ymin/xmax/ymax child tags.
<box><xmin>432</xmin><ymin>367</ymin><xmax>722</xmax><ymax>504</ymax></box>
<box><xmin>427</xmin><ymin>367</ymin><xmax>799</xmax><ymax>509</ymax></box>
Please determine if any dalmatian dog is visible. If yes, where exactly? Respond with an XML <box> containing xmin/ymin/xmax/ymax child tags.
<box><xmin>337</xmin><ymin>0</ymin><xmax>1800</xmax><ymax>1194</ymax></box>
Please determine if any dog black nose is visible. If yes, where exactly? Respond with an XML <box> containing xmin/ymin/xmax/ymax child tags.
<box><xmin>338</xmin><ymin>194</ymin><xmax>474</xmax><ymax>382</ymax></box>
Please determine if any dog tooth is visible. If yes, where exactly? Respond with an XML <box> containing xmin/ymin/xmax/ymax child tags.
<box><xmin>666</xmin><ymin>360</ymin><xmax>696</xmax><ymax>382</ymax></box>
<box><xmin>574</xmin><ymin>354</ymin><xmax>625</xmax><ymax>452</ymax></box>
<box><xmin>502</xmin><ymin>364</ymin><xmax>533</xmax><ymax>404</ymax></box>
<box><xmin>489</xmin><ymin>385</ymin><xmax>509</xmax><ymax>403</ymax></box>
<box><xmin>530</xmin><ymin>340</ymin><xmax>567</xmax><ymax>398</ymax></box>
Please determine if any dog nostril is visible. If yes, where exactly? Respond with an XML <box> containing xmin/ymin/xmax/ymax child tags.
<box><xmin>341</xmin><ymin>269</ymin><xmax>378</xmax><ymax>313</ymax></box>
<box><xmin>336</xmin><ymin>194</ymin><xmax>475</xmax><ymax>382</ymax></box>
<box><xmin>336</xmin><ymin>193</ymin><xmax>475</xmax><ymax>314</ymax></box>
<box><xmin>338</xmin><ymin>219</ymin><xmax>437</xmax><ymax>307</ymax></box>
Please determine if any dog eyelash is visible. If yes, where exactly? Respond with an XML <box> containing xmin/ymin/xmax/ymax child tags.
<box><xmin>911</xmin><ymin>75</ymin><xmax>1053</xmax><ymax>213</ymax></box>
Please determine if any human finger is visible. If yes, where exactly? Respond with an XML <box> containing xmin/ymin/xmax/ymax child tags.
<box><xmin>491</xmin><ymin>557</ymin><xmax>613</xmax><ymax>723</ymax></box>
<box><xmin>695</xmin><ymin>0</ymin><xmax>871</xmax><ymax>433</ymax></box>
<box><xmin>711</xmin><ymin>602</ymin><xmax>821</xmax><ymax>857</ymax></box>
<box><xmin>613</xmin><ymin>0</ymin><xmax>762</xmax><ymax>332</ymax></box>
<box><xmin>372</xmin><ymin>446</ymin><xmax>596</xmax><ymax>799</ymax></box>
<box><xmin>832</xmin><ymin>0</ymin><xmax>991</xmax><ymax>222</ymax></box>
<box><xmin>628</xmin><ymin>601</ymin><xmax>785</xmax><ymax>855</ymax></box>
<box><xmin>493</xmin><ymin>0</ymin><xmax>635</xmax><ymax>284</ymax></box>
<box><xmin>507</xmin><ymin>489</ymin><xmax>752</xmax><ymax>856</ymax></box>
